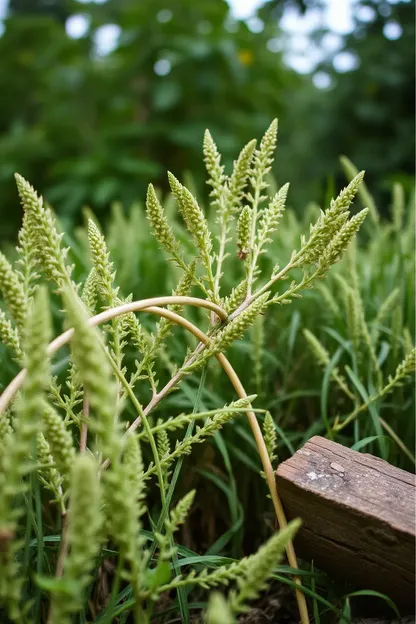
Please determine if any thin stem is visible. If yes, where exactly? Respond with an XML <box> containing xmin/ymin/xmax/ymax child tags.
<box><xmin>99</xmin><ymin>346</ymin><xmax>167</xmax><ymax>499</ymax></box>
<box><xmin>216</xmin><ymin>352</ymin><xmax>309</xmax><ymax>624</ymax></box>
<box><xmin>378</xmin><ymin>416</ymin><xmax>415</xmax><ymax>465</ymax></box>
<box><xmin>126</xmin><ymin>341</ymin><xmax>207</xmax><ymax>437</ymax></box>
<box><xmin>137</xmin><ymin>406</ymin><xmax>265</xmax><ymax>439</ymax></box>
<box><xmin>167</xmin><ymin>369</ymin><xmax>207</xmax><ymax>624</ymax></box>
<box><xmin>104</xmin><ymin>556</ymin><xmax>124</xmax><ymax>624</ymax></box>
<box><xmin>229</xmin><ymin>259</ymin><xmax>298</xmax><ymax>322</ymax></box>
<box><xmin>332</xmin><ymin>371</ymin><xmax>356</xmax><ymax>402</ymax></box>
<box><xmin>54</xmin><ymin>511</ymin><xmax>69</xmax><ymax>579</ymax></box>
<box><xmin>140</xmin><ymin>404</ymin><xmax>167</xmax><ymax>508</ymax></box>
<box><xmin>246</xmin><ymin>245</ymin><xmax>261</xmax><ymax>298</ymax></box>
<box><xmin>271</xmin><ymin>273</ymin><xmax>314</xmax><ymax>304</ymax></box>
<box><xmin>214</xmin><ymin>220</ymin><xmax>229</xmax><ymax>300</ymax></box>
<box><xmin>172</xmin><ymin>251</ymin><xmax>210</xmax><ymax>298</ymax></box>
<box><xmin>47</xmin><ymin>509</ymin><xmax>69</xmax><ymax>624</ymax></box>
<box><xmin>205</xmin><ymin>261</ymin><xmax>218</xmax><ymax>304</ymax></box>
<box><xmin>80</xmin><ymin>398</ymin><xmax>89</xmax><ymax>452</ymax></box>
<box><xmin>246</xmin><ymin>181</ymin><xmax>262</xmax><ymax>297</ymax></box>
<box><xmin>33</xmin><ymin>470</ymin><xmax>43</xmax><ymax>624</ymax></box>
<box><xmin>146</xmin><ymin>366</ymin><xmax>208</xmax><ymax>581</ymax></box>
<box><xmin>334</xmin><ymin>377</ymin><xmax>397</xmax><ymax>432</ymax></box>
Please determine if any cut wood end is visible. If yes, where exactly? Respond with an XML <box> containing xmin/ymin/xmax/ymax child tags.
<box><xmin>276</xmin><ymin>436</ymin><xmax>415</xmax><ymax>610</ymax></box>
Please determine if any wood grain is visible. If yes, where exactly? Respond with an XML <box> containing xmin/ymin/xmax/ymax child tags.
<box><xmin>276</xmin><ymin>436</ymin><xmax>415</xmax><ymax>610</ymax></box>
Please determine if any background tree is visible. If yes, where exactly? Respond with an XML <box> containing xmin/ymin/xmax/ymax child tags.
<box><xmin>316</xmin><ymin>0</ymin><xmax>415</xmax><ymax>196</ymax></box>
<box><xmin>260</xmin><ymin>0</ymin><xmax>415</xmax><ymax>207</ymax></box>
<box><xmin>0</xmin><ymin>0</ymin><xmax>414</xmax><ymax>241</ymax></box>
<box><xmin>8</xmin><ymin>0</ymin><xmax>69</xmax><ymax>22</ymax></box>
<box><xmin>0</xmin><ymin>0</ymin><xmax>300</xmax><ymax>239</ymax></box>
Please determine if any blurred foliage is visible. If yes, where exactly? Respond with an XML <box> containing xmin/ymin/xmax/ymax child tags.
<box><xmin>261</xmin><ymin>0</ymin><xmax>415</xmax><ymax>204</ymax></box>
<box><xmin>8</xmin><ymin>0</ymin><xmax>69</xmax><ymax>21</ymax></box>
<box><xmin>0</xmin><ymin>0</ymin><xmax>414</xmax><ymax>241</ymax></box>
<box><xmin>0</xmin><ymin>0</ymin><xmax>300</xmax><ymax>239</ymax></box>
<box><xmin>320</xmin><ymin>0</ymin><xmax>415</xmax><ymax>193</ymax></box>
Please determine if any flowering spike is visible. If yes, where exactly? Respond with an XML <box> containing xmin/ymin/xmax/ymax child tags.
<box><xmin>146</xmin><ymin>183</ymin><xmax>182</xmax><ymax>258</ymax></box>
<box><xmin>14</xmin><ymin>174</ymin><xmax>72</xmax><ymax>288</ymax></box>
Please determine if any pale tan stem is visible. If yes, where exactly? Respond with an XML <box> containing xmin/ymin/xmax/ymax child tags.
<box><xmin>47</xmin><ymin>508</ymin><xmax>69</xmax><ymax>623</ymax></box>
<box><xmin>80</xmin><ymin>398</ymin><xmax>89</xmax><ymax>452</ymax></box>
<box><xmin>1</xmin><ymin>296</ymin><xmax>309</xmax><ymax>624</ymax></box>
<box><xmin>217</xmin><ymin>353</ymin><xmax>309</xmax><ymax>624</ymax></box>
<box><xmin>54</xmin><ymin>511</ymin><xmax>69</xmax><ymax>579</ymax></box>
<box><xmin>128</xmin><ymin>340</ymin><xmax>206</xmax><ymax>434</ymax></box>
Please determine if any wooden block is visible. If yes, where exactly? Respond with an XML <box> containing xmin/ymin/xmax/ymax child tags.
<box><xmin>276</xmin><ymin>436</ymin><xmax>416</xmax><ymax>610</ymax></box>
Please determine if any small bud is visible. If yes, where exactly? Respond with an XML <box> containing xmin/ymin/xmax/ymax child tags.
<box><xmin>303</xmin><ymin>329</ymin><xmax>330</xmax><ymax>366</ymax></box>
<box><xmin>146</xmin><ymin>184</ymin><xmax>181</xmax><ymax>257</ymax></box>
<box><xmin>187</xmin><ymin>293</ymin><xmax>269</xmax><ymax>371</ymax></box>
<box><xmin>257</xmin><ymin>183</ymin><xmax>289</xmax><ymax>249</ymax></box>
<box><xmin>227</xmin><ymin>139</ymin><xmax>256</xmax><ymax>214</ymax></box>
<box><xmin>203</xmin><ymin>129</ymin><xmax>225</xmax><ymax>205</ymax></box>
<box><xmin>237</xmin><ymin>206</ymin><xmax>252</xmax><ymax>259</ymax></box>
<box><xmin>14</xmin><ymin>174</ymin><xmax>72</xmax><ymax>288</ymax></box>
<box><xmin>168</xmin><ymin>172</ymin><xmax>213</xmax><ymax>264</ymax></box>
<box><xmin>42</xmin><ymin>401</ymin><xmax>75</xmax><ymax>485</ymax></box>
<box><xmin>340</xmin><ymin>155</ymin><xmax>378</xmax><ymax>224</ymax></box>
<box><xmin>320</xmin><ymin>208</ymin><xmax>368</xmax><ymax>267</ymax></box>
<box><xmin>88</xmin><ymin>220</ymin><xmax>117</xmax><ymax>304</ymax></box>
<box><xmin>0</xmin><ymin>252</ymin><xmax>27</xmax><ymax>331</ymax></box>
<box><xmin>0</xmin><ymin>310</ymin><xmax>22</xmax><ymax>360</ymax></box>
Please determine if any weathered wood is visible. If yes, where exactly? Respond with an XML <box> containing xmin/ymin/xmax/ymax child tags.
<box><xmin>276</xmin><ymin>436</ymin><xmax>416</xmax><ymax>610</ymax></box>
<box><xmin>351</xmin><ymin>619</ymin><xmax>415</xmax><ymax>624</ymax></box>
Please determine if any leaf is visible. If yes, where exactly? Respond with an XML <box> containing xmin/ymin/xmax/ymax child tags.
<box><xmin>321</xmin><ymin>346</ymin><xmax>344</xmax><ymax>434</ymax></box>
<box><xmin>351</xmin><ymin>435</ymin><xmax>388</xmax><ymax>452</ymax></box>
<box><xmin>145</xmin><ymin>561</ymin><xmax>172</xmax><ymax>592</ymax></box>
<box><xmin>345</xmin><ymin>366</ymin><xmax>387</xmax><ymax>459</ymax></box>
<box><xmin>343</xmin><ymin>590</ymin><xmax>400</xmax><ymax>618</ymax></box>
<box><xmin>199</xmin><ymin>469</ymin><xmax>244</xmax><ymax>556</ymax></box>
<box><xmin>34</xmin><ymin>575</ymin><xmax>79</xmax><ymax>596</ymax></box>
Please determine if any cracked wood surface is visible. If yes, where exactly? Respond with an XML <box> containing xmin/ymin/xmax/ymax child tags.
<box><xmin>276</xmin><ymin>436</ymin><xmax>415</xmax><ymax>610</ymax></box>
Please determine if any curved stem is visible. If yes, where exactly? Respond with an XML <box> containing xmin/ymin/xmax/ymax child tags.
<box><xmin>215</xmin><ymin>353</ymin><xmax>309</xmax><ymax>624</ymax></box>
<box><xmin>140</xmin><ymin>316</ymin><xmax>309</xmax><ymax>624</ymax></box>
<box><xmin>0</xmin><ymin>296</ymin><xmax>227</xmax><ymax>415</ymax></box>
<box><xmin>1</xmin><ymin>296</ymin><xmax>309</xmax><ymax>624</ymax></box>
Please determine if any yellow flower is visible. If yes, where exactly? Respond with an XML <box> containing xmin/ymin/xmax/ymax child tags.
<box><xmin>238</xmin><ymin>49</ymin><xmax>253</xmax><ymax>66</ymax></box>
